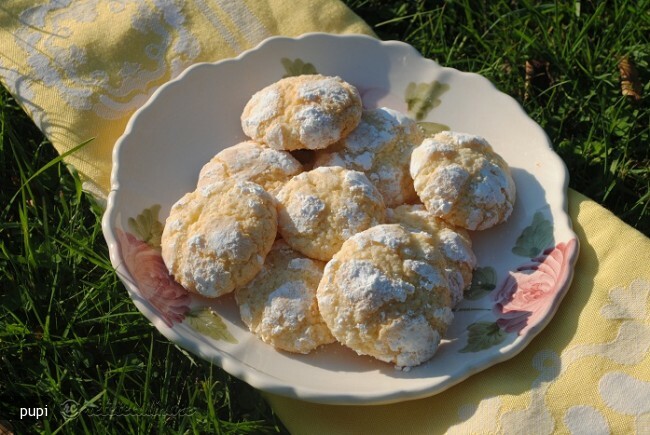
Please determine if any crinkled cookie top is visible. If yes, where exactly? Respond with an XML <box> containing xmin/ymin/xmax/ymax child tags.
<box><xmin>317</xmin><ymin>224</ymin><xmax>454</xmax><ymax>367</ymax></box>
<box><xmin>197</xmin><ymin>140</ymin><xmax>302</xmax><ymax>194</ymax></box>
<box><xmin>276</xmin><ymin>166</ymin><xmax>386</xmax><ymax>261</ymax></box>
<box><xmin>241</xmin><ymin>74</ymin><xmax>362</xmax><ymax>151</ymax></box>
<box><xmin>314</xmin><ymin>107</ymin><xmax>423</xmax><ymax>207</ymax></box>
<box><xmin>161</xmin><ymin>180</ymin><xmax>277</xmax><ymax>298</ymax></box>
<box><xmin>387</xmin><ymin>204</ymin><xmax>476</xmax><ymax>306</ymax></box>
<box><xmin>410</xmin><ymin>131</ymin><xmax>516</xmax><ymax>230</ymax></box>
<box><xmin>235</xmin><ymin>240</ymin><xmax>334</xmax><ymax>354</ymax></box>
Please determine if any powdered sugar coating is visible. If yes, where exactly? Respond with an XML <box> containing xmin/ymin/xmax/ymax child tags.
<box><xmin>235</xmin><ymin>241</ymin><xmax>334</xmax><ymax>354</ymax></box>
<box><xmin>317</xmin><ymin>224</ymin><xmax>454</xmax><ymax>367</ymax></box>
<box><xmin>387</xmin><ymin>204</ymin><xmax>476</xmax><ymax>305</ymax></box>
<box><xmin>241</xmin><ymin>74</ymin><xmax>362</xmax><ymax>151</ymax></box>
<box><xmin>410</xmin><ymin>131</ymin><xmax>516</xmax><ymax>230</ymax></box>
<box><xmin>276</xmin><ymin>166</ymin><xmax>386</xmax><ymax>261</ymax></box>
<box><xmin>197</xmin><ymin>141</ymin><xmax>302</xmax><ymax>194</ymax></box>
<box><xmin>161</xmin><ymin>180</ymin><xmax>277</xmax><ymax>297</ymax></box>
<box><xmin>314</xmin><ymin>107</ymin><xmax>423</xmax><ymax>207</ymax></box>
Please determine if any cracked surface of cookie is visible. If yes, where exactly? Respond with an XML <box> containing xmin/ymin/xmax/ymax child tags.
<box><xmin>235</xmin><ymin>241</ymin><xmax>335</xmax><ymax>354</ymax></box>
<box><xmin>161</xmin><ymin>180</ymin><xmax>277</xmax><ymax>298</ymax></box>
<box><xmin>314</xmin><ymin>107</ymin><xmax>423</xmax><ymax>207</ymax></box>
<box><xmin>276</xmin><ymin>166</ymin><xmax>386</xmax><ymax>261</ymax></box>
<box><xmin>387</xmin><ymin>204</ymin><xmax>476</xmax><ymax>306</ymax></box>
<box><xmin>316</xmin><ymin>224</ymin><xmax>454</xmax><ymax>367</ymax></box>
<box><xmin>410</xmin><ymin>131</ymin><xmax>516</xmax><ymax>230</ymax></box>
<box><xmin>241</xmin><ymin>74</ymin><xmax>362</xmax><ymax>151</ymax></box>
<box><xmin>197</xmin><ymin>141</ymin><xmax>303</xmax><ymax>194</ymax></box>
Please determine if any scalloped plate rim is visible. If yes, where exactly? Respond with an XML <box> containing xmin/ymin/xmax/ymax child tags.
<box><xmin>102</xmin><ymin>33</ymin><xmax>579</xmax><ymax>405</ymax></box>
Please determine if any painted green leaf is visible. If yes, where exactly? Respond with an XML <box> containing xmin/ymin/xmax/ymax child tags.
<box><xmin>127</xmin><ymin>204</ymin><xmax>163</xmax><ymax>250</ymax></box>
<box><xmin>464</xmin><ymin>266</ymin><xmax>497</xmax><ymax>300</ymax></box>
<box><xmin>281</xmin><ymin>57</ymin><xmax>317</xmax><ymax>77</ymax></box>
<box><xmin>185</xmin><ymin>308</ymin><xmax>238</xmax><ymax>344</ymax></box>
<box><xmin>405</xmin><ymin>81</ymin><xmax>450</xmax><ymax>121</ymax></box>
<box><xmin>512</xmin><ymin>211</ymin><xmax>554</xmax><ymax>258</ymax></box>
<box><xmin>460</xmin><ymin>321</ymin><xmax>507</xmax><ymax>353</ymax></box>
<box><xmin>417</xmin><ymin>121</ymin><xmax>449</xmax><ymax>136</ymax></box>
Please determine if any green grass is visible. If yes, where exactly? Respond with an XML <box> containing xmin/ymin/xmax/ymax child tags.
<box><xmin>1</xmin><ymin>1</ymin><xmax>648</xmax><ymax>433</ymax></box>
<box><xmin>0</xmin><ymin>90</ymin><xmax>287</xmax><ymax>433</ymax></box>
<box><xmin>351</xmin><ymin>0</ymin><xmax>649</xmax><ymax>232</ymax></box>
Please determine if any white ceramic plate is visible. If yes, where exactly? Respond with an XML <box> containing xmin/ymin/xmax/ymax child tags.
<box><xmin>102</xmin><ymin>33</ymin><xmax>579</xmax><ymax>405</ymax></box>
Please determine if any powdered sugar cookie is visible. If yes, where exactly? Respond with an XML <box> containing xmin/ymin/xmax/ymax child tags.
<box><xmin>317</xmin><ymin>224</ymin><xmax>454</xmax><ymax>368</ymax></box>
<box><xmin>410</xmin><ymin>131</ymin><xmax>516</xmax><ymax>230</ymax></box>
<box><xmin>235</xmin><ymin>241</ymin><xmax>335</xmax><ymax>354</ymax></box>
<box><xmin>197</xmin><ymin>140</ymin><xmax>302</xmax><ymax>194</ymax></box>
<box><xmin>241</xmin><ymin>74</ymin><xmax>362</xmax><ymax>151</ymax></box>
<box><xmin>387</xmin><ymin>204</ymin><xmax>476</xmax><ymax>306</ymax></box>
<box><xmin>161</xmin><ymin>180</ymin><xmax>277</xmax><ymax>298</ymax></box>
<box><xmin>276</xmin><ymin>166</ymin><xmax>386</xmax><ymax>261</ymax></box>
<box><xmin>314</xmin><ymin>107</ymin><xmax>423</xmax><ymax>207</ymax></box>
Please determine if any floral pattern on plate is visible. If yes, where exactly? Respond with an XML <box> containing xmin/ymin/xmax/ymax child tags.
<box><xmin>117</xmin><ymin>205</ymin><xmax>236</xmax><ymax>345</ymax></box>
<box><xmin>494</xmin><ymin>239</ymin><xmax>578</xmax><ymax>335</ymax></box>
<box><xmin>460</xmin><ymin>210</ymin><xmax>578</xmax><ymax>353</ymax></box>
<box><xmin>103</xmin><ymin>34</ymin><xmax>580</xmax><ymax>405</ymax></box>
<box><xmin>116</xmin><ymin>227</ymin><xmax>190</xmax><ymax>327</ymax></box>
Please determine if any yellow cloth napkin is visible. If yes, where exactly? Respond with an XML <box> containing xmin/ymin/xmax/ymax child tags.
<box><xmin>2</xmin><ymin>2</ymin><xmax>649</xmax><ymax>434</ymax></box>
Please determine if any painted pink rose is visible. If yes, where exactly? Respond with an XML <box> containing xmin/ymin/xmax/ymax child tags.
<box><xmin>117</xmin><ymin>229</ymin><xmax>191</xmax><ymax>327</ymax></box>
<box><xmin>493</xmin><ymin>238</ymin><xmax>577</xmax><ymax>335</ymax></box>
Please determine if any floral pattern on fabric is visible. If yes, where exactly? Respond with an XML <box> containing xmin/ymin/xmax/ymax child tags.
<box><xmin>12</xmin><ymin>1</ymin><xmax>200</xmax><ymax>120</ymax></box>
<box><xmin>453</xmin><ymin>278</ymin><xmax>650</xmax><ymax>434</ymax></box>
